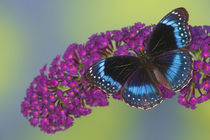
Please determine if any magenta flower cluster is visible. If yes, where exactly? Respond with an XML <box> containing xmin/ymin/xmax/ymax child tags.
<box><xmin>178</xmin><ymin>26</ymin><xmax>210</xmax><ymax>109</ymax></box>
<box><xmin>21</xmin><ymin>22</ymin><xmax>209</xmax><ymax>134</ymax></box>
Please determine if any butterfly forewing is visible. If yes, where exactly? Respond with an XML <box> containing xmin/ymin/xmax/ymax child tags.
<box><xmin>84</xmin><ymin>56</ymin><xmax>141</xmax><ymax>93</ymax></box>
<box><xmin>147</xmin><ymin>7</ymin><xmax>191</xmax><ymax>57</ymax></box>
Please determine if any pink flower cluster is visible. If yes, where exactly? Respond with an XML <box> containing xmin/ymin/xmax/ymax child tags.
<box><xmin>21</xmin><ymin>22</ymin><xmax>209</xmax><ymax>134</ymax></box>
<box><xmin>178</xmin><ymin>26</ymin><xmax>210</xmax><ymax>109</ymax></box>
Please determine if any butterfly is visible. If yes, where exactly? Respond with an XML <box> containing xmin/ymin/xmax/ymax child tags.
<box><xmin>84</xmin><ymin>7</ymin><xmax>193</xmax><ymax>110</ymax></box>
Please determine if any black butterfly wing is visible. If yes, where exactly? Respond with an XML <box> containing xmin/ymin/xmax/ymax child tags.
<box><xmin>122</xmin><ymin>67</ymin><xmax>163</xmax><ymax>110</ymax></box>
<box><xmin>84</xmin><ymin>56</ymin><xmax>141</xmax><ymax>93</ymax></box>
<box><xmin>152</xmin><ymin>49</ymin><xmax>193</xmax><ymax>92</ymax></box>
<box><xmin>147</xmin><ymin>7</ymin><xmax>191</xmax><ymax>57</ymax></box>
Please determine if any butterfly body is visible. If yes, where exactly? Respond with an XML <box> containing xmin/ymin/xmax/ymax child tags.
<box><xmin>84</xmin><ymin>8</ymin><xmax>193</xmax><ymax>110</ymax></box>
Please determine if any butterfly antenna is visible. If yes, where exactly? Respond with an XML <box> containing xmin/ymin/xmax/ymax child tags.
<box><xmin>150</xmin><ymin>38</ymin><xmax>163</xmax><ymax>54</ymax></box>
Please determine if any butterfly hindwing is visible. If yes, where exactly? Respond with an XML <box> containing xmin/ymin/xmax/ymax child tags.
<box><xmin>152</xmin><ymin>49</ymin><xmax>193</xmax><ymax>91</ymax></box>
<box><xmin>122</xmin><ymin>67</ymin><xmax>163</xmax><ymax>110</ymax></box>
<box><xmin>84</xmin><ymin>56</ymin><xmax>141</xmax><ymax>93</ymax></box>
<box><xmin>147</xmin><ymin>7</ymin><xmax>191</xmax><ymax>57</ymax></box>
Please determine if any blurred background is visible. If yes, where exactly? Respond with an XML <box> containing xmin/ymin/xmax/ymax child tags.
<box><xmin>0</xmin><ymin>0</ymin><xmax>209</xmax><ymax>140</ymax></box>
